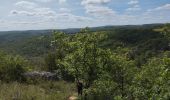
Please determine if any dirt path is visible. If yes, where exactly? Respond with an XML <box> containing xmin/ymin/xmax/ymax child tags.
<box><xmin>67</xmin><ymin>93</ymin><xmax>78</xmax><ymax>100</ymax></box>
<box><xmin>68</xmin><ymin>96</ymin><xmax>78</xmax><ymax>100</ymax></box>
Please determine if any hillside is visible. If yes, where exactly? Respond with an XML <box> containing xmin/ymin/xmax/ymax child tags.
<box><xmin>0</xmin><ymin>24</ymin><xmax>170</xmax><ymax>100</ymax></box>
<box><xmin>0</xmin><ymin>24</ymin><xmax>166</xmax><ymax>57</ymax></box>
<box><xmin>0</xmin><ymin>24</ymin><xmax>169</xmax><ymax>68</ymax></box>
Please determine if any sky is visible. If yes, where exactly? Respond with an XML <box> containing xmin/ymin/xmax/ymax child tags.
<box><xmin>0</xmin><ymin>0</ymin><xmax>170</xmax><ymax>31</ymax></box>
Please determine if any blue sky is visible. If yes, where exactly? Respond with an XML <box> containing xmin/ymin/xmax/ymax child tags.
<box><xmin>0</xmin><ymin>0</ymin><xmax>170</xmax><ymax>31</ymax></box>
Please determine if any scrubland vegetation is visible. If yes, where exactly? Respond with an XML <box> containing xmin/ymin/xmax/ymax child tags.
<box><xmin>0</xmin><ymin>24</ymin><xmax>170</xmax><ymax>100</ymax></box>
<box><xmin>0</xmin><ymin>81</ymin><xmax>75</xmax><ymax>100</ymax></box>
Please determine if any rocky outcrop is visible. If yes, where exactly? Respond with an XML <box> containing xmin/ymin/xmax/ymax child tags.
<box><xmin>23</xmin><ymin>71</ymin><xmax>58</xmax><ymax>80</ymax></box>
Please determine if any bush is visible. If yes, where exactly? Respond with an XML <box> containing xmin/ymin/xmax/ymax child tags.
<box><xmin>132</xmin><ymin>55</ymin><xmax>170</xmax><ymax>99</ymax></box>
<box><xmin>0</xmin><ymin>54</ymin><xmax>26</xmax><ymax>82</ymax></box>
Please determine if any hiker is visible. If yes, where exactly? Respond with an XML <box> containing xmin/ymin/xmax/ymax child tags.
<box><xmin>77</xmin><ymin>81</ymin><xmax>83</xmax><ymax>96</ymax></box>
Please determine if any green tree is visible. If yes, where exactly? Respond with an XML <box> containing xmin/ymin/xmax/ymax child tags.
<box><xmin>86</xmin><ymin>53</ymin><xmax>137</xmax><ymax>99</ymax></box>
<box><xmin>132</xmin><ymin>54</ymin><xmax>170</xmax><ymax>99</ymax></box>
<box><xmin>51</xmin><ymin>29</ymin><xmax>138</xmax><ymax>99</ymax></box>
<box><xmin>64</xmin><ymin>31</ymin><xmax>108</xmax><ymax>87</ymax></box>
<box><xmin>0</xmin><ymin>55</ymin><xmax>26</xmax><ymax>82</ymax></box>
<box><xmin>51</xmin><ymin>31</ymin><xmax>74</xmax><ymax>81</ymax></box>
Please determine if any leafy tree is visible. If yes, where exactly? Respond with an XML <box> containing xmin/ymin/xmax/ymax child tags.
<box><xmin>50</xmin><ymin>27</ymin><xmax>170</xmax><ymax>100</ymax></box>
<box><xmin>132</xmin><ymin>54</ymin><xmax>170</xmax><ymax>99</ymax></box>
<box><xmin>0</xmin><ymin>54</ymin><xmax>26</xmax><ymax>82</ymax></box>
<box><xmin>51</xmin><ymin>29</ymin><xmax>138</xmax><ymax>99</ymax></box>
<box><xmin>51</xmin><ymin>31</ymin><xmax>74</xmax><ymax>81</ymax></box>
<box><xmin>63</xmin><ymin>31</ymin><xmax>108</xmax><ymax>87</ymax></box>
<box><xmin>86</xmin><ymin>53</ymin><xmax>137</xmax><ymax>99</ymax></box>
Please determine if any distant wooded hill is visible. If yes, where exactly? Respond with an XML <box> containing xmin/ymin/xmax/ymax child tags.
<box><xmin>0</xmin><ymin>24</ymin><xmax>168</xmax><ymax>61</ymax></box>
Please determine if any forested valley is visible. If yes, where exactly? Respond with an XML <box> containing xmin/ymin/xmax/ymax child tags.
<box><xmin>0</xmin><ymin>24</ymin><xmax>170</xmax><ymax>100</ymax></box>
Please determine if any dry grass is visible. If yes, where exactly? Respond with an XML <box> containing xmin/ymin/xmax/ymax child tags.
<box><xmin>0</xmin><ymin>81</ymin><xmax>76</xmax><ymax>100</ymax></box>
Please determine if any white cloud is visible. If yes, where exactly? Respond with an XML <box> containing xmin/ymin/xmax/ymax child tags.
<box><xmin>81</xmin><ymin>0</ymin><xmax>115</xmax><ymax>18</ymax></box>
<box><xmin>35</xmin><ymin>8</ymin><xmax>56</xmax><ymax>16</ymax></box>
<box><xmin>126</xmin><ymin>0</ymin><xmax>141</xmax><ymax>11</ymax></box>
<box><xmin>0</xmin><ymin>19</ymin><xmax>4</xmax><ymax>23</ymax></box>
<box><xmin>59</xmin><ymin>8</ymin><xmax>71</xmax><ymax>13</ymax></box>
<box><xmin>126</xmin><ymin>7</ymin><xmax>141</xmax><ymax>11</ymax></box>
<box><xmin>46</xmin><ymin>11</ymin><xmax>93</xmax><ymax>23</ymax></box>
<box><xmin>85</xmin><ymin>5</ymin><xmax>116</xmax><ymax>17</ymax></box>
<box><xmin>12</xmin><ymin>1</ymin><xmax>57</xmax><ymax>17</ymax></box>
<box><xmin>35</xmin><ymin>0</ymin><xmax>67</xmax><ymax>4</ymax></box>
<box><xmin>11</xmin><ymin>21</ymin><xmax>41</xmax><ymax>25</ymax></box>
<box><xmin>126</xmin><ymin>5</ymin><xmax>141</xmax><ymax>11</ymax></box>
<box><xmin>128</xmin><ymin>0</ymin><xmax>138</xmax><ymax>5</ymax></box>
<box><xmin>147</xmin><ymin>4</ymin><xmax>170</xmax><ymax>13</ymax></box>
<box><xmin>1</xmin><ymin>0</ymin><xmax>169</xmax><ymax>31</ymax></box>
<box><xmin>59</xmin><ymin>0</ymin><xmax>67</xmax><ymax>4</ymax></box>
<box><xmin>10</xmin><ymin>10</ymin><xmax>35</xmax><ymax>16</ymax></box>
<box><xmin>81</xmin><ymin>0</ymin><xmax>111</xmax><ymax>5</ymax></box>
<box><xmin>10</xmin><ymin>1</ymin><xmax>92</xmax><ymax>26</ymax></box>
<box><xmin>35</xmin><ymin>0</ymin><xmax>53</xmax><ymax>2</ymax></box>
<box><xmin>155</xmin><ymin>4</ymin><xmax>170</xmax><ymax>10</ymax></box>
<box><xmin>15</xmin><ymin>1</ymin><xmax>38</xmax><ymax>9</ymax></box>
<box><xmin>10</xmin><ymin>8</ymin><xmax>56</xmax><ymax>17</ymax></box>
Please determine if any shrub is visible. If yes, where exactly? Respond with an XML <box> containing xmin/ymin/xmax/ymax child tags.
<box><xmin>0</xmin><ymin>55</ymin><xmax>26</xmax><ymax>82</ymax></box>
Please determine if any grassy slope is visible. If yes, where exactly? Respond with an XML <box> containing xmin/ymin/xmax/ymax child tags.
<box><xmin>0</xmin><ymin>81</ymin><xmax>75</xmax><ymax>100</ymax></box>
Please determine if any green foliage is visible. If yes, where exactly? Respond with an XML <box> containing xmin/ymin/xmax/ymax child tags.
<box><xmin>0</xmin><ymin>24</ymin><xmax>167</xmax><ymax>68</ymax></box>
<box><xmin>65</xmin><ymin>32</ymin><xmax>108</xmax><ymax>87</ymax></box>
<box><xmin>51</xmin><ymin>31</ymin><xmax>75</xmax><ymax>81</ymax></box>
<box><xmin>51</xmin><ymin>27</ymin><xmax>170</xmax><ymax>99</ymax></box>
<box><xmin>155</xmin><ymin>23</ymin><xmax>170</xmax><ymax>39</ymax></box>
<box><xmin>0</xmin><ymin>31</ymin><xmax>52</xmax><ymax>57</ymax></box>
<box><xmin>85</xmin><ymin>54</ymin><xmax>137</xmax><ymax>99</ymax></box>
<box><xmin>132</xmin><ymin>55</ymin><xmax>170</xmax><ymax>99</ymax></box>
<box><xmin>0</xmin><ymin>24</ymin><xmax>170</xmax><ymax>99</ymax></box>
<box><xmin>52</xmin><ymin>30</ymin><xmax>109</xmax><ymax>85</ymax></box>
<box><xmin>0</xmin><ymin>52</ymin><xmax>26</xmax><ymax>82</ymax></box>
<box><xmin>45</xmin><ymin>52</ymin><xmax>57</xmax><ymax>72</ymax></box>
